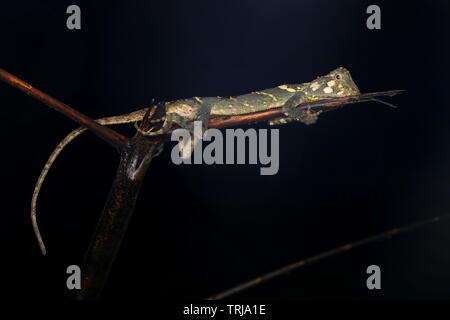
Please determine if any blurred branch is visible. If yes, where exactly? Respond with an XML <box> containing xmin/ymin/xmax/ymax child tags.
<box><xmin>207</xmin><ymin>214</ymin><xmax>450</xmax><ymax>300</ymax></box>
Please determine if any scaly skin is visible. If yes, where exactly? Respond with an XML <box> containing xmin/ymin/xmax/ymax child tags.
<box><xmin>170</xmin><ymin>67</ymin><xmax>358</xmax><ymax>116</ymax></box>
<box><xmin>31</xmin><ymin>67</ymin><xmax>360</xmax><ymax>255</ymax></box>
<box><xmin>140</xmin><ymin>67</ymin><xmax>359</xmax><ymax>135</ymax></box>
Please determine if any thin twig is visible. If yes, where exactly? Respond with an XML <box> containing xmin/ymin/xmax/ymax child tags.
<box><xmin>207</xmin><ymin>214</ymin><xmax>450</xmax><ymax>300</ymax></box>
<box><xmin>0</xmin><ymin>68</ymin><xmax>128</xmax><ymax>150</ymax></box>
<box><xmin>140</xmin><ymin>90</ymin><xmax>404</xmax><ymax>133</ymax></box>
<box><xmin>208</xmin><ymin>90</ymin><xmax>405</xmax><ymax>129</ymax></box>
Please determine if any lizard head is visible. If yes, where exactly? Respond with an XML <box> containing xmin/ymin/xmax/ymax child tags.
<box><xmin>306</xmin><ymin>67</ymin><xmax>360</xmax><ymax>99</ymax></box>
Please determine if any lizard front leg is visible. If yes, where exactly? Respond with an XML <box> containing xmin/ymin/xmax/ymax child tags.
<box><xmin>174</xmin><ymin>100</ymin><xmax>212</xmax><ymax>158</ymax></box>
<box><xmin>281</xmin><ymin>91</ymin><xmax>323</xmax><ymax>125</ymax></box>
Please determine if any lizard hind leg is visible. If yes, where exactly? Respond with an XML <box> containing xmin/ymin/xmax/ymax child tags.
<box><xmin>135</xmin><ymin>102</ymin><xmax>170</xmax><ymax>136</ymax></box>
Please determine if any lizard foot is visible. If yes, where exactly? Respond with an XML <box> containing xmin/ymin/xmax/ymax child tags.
<box><xmin>135</xmin><ymin>103</ymin><xmax>170</xmax><ymax>136</ymax></box>
<box><xmin>283</xmin><ymin>106</ymin><xmax>322</xmax><ymax>125</ymax></box>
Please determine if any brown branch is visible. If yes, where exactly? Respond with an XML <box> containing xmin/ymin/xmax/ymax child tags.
<box><xmin>207</xmin><ymin>213</ymin><xmax>450</xmax><ymax>300</ymax></box>
<box><xmin>0</xmin><ymin>68</ymin><xmax>128</xmax><ymax>150</ymax></box>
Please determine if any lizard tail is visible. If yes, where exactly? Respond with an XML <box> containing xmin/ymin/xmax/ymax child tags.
<box><xmin>31</xmin><ymin>126</ymin><xmax>88</xmax><ymax>255</ymax></box>
<box><xmin>31</xmin><ymin>111</ymin><xmax>146</xmax><ymax>255</ymax></box>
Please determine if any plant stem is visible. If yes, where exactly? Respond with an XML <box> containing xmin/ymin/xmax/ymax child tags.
<box><xmin>75</xmin><ymin>133</ymin><xmax>164</xmax><ymax>300</ymax></box>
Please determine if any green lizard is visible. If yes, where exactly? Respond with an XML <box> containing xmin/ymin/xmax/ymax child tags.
<box><xmin>32</xmin><ymin>67</ymin><xmax>360</xmax><ymax>255</ymax></box>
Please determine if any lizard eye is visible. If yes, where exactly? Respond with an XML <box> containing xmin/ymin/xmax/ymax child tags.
<box><xmin>335</xmin><ymin>73</ymin><xmax>343</xmax><ymax>80</ymax></box>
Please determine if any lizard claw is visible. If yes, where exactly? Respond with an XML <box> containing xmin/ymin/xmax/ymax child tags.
<box><xmin>135</xmin><ymin>102</ymin><xmax>168</xmax><ymax>136</ymax></box>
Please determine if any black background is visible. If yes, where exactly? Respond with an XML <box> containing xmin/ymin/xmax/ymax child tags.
<box><xmin>1</xmin><ymin>0</ymin><xmax>450</xmax><ymax>303</ymax></box>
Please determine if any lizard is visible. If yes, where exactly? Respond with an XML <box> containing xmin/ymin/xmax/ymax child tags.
<box><xmin>32</xmin><ymin>67</ymin><xmax>360</xmax><ymax>255</ymax></box>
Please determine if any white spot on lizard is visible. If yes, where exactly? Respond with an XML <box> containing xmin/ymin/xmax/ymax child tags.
<box><xmin>323</xmin><ymin>87</ymin><xmax>333</xmax><ymax>94</ymax></box>
<box><xmin>310</xmin><ymin>82</ymin><xmax>320</xmax><ymax>92</ymax></box>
